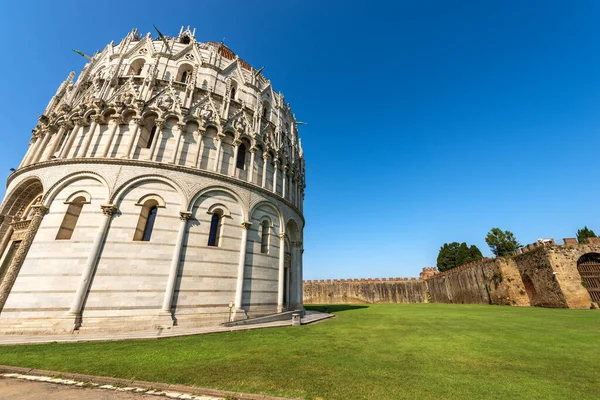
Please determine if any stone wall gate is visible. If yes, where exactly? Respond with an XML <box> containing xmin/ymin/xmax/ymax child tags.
<box><xmin>577</xmin><ymin>253</ymin><xmax>600</xmax><ymax>303</ymax></box>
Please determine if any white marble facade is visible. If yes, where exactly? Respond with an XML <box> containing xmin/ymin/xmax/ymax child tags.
<box><xmin>0</xmin><ymin>27</ymin><xmax>305</xmax><ymax>334</ymax></box>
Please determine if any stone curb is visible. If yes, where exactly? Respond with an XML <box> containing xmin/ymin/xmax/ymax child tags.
<box><xmin>0</xmin><ymin>365</ymin><xmax>300</xmax><ymax>400</ymax></box>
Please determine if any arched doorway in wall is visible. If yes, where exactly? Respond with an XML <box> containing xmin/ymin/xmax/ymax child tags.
<box><xmin>521</xmin><ymin>274</ymin><xmax>537</xmax><ymax>305</ymax></box>
<box><xmin>0</xmin><ymin>178</ymin><xmax>44</xmax><ymax>288</ymax></box>
<box><xmin>577</xmin><ymin>253</ymin><xmax>600</xmax><ymax>303</ymax></box>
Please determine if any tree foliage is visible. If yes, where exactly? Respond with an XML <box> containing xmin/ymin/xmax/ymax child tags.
<box><xmin>576</xmin><ymin>226</ymin><xmax>597</xmax><ymax>243</ymax></box>
<box><xmin>437</xmin><ymin>242</ymin><xmax>484</xmax><ymax>272</ymax></box>
<box><xmin>485</xmin><ymin>227</ymin><xmax>521</xmax><ymax>257</ymax></box>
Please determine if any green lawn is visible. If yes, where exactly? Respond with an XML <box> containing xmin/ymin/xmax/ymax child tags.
<box><xmin>0</xmin><ymin>304</ymin><xmax>598</xmax><ymax>399</ymax></box>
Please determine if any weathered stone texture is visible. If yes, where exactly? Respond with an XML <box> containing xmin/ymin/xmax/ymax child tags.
<box><xmin>304</xmin><ymin>242</ymin><xmax>599</xmax><ymax>309</ymax></box>
<box><xmin>304</xmin><ymin>280</ymin><xmax>427</xmax><ymax>304</ymax></box>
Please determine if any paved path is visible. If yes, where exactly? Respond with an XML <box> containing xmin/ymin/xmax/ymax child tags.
<box><xmin>0</xmin><ymin>376</ymin><xmax>221</xmax><ymax>399</ymax></box>
<box><xmin>0</xmin><ymin>311</ymin><xmax>333</xmax><ymax>346</ymax></box>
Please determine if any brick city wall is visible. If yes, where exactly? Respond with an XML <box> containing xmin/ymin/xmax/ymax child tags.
<box><xmin>303</xmin><ymin>239</ymin><xmax>600</xmax><ymax>309</ymax></box>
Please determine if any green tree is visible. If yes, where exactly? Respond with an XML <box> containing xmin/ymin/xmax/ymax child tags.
<box><xmin>437</xmin><ymin>242</ymin><xmax>484</xmax><ymax>272</ymax></box>
<box><xmin>576</xmin><ymin>226</ymin><xmax>597</xmax><ymax>243</ymax></box>
<box><xmin>485</xmin><ymin>227</ymin><xmax>521</xmax><ymax>257</ymax></box>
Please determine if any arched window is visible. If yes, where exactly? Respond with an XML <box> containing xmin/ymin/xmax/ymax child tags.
<box><xmin>56</xmin><ymin>196</ymin><xmax>86</xmax><ymax>240</ymax></box>
<box><xmin>236</xmin><ymin>143</ymin><xmax>246</xmax><ymax>169</ymax></box>
<box><xmin>231</xmin><ymin>86</ymin><xmax>236</xmax><ymax>100</ymax></box>
<box><xmin>129</xmin><ymin>59</ymin><xmax>145</xmax><ymax>75</ymax></box>
<box><xmin>208</xmin><ymin>212</ymin><xmax>221</xmax><ymax>247</ymax></box>
<box><xmin>146</xmin><ymin>125</ymin><xmax>157</xmax><ymax>149</ymax></box>
<box><xmin>134</xmin><ymin>200</ymin><xmax>159</xmax><ymax>241</ymax></box>
<box><xmin>260</xmin><ymin>220</ymin><xmax>270</xmax><ymax>254</ymax></box>
<box><xmin>262</xmin><ymin>103</ymin><xmax>268</xmax><ymax>119</ymax></box>
<box><xmin>176</xmin><ymin>64</ymin><xmax>193</xmax><ymax>83</ymax></box>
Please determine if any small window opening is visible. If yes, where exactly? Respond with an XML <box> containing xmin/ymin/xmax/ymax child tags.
<box><xmin>142</xmin><ymin>206</ymin><xmax>158</xmax><ymax>241</ymax></box>
<box><xmin>56</xmin><ymin>196</ymin><xmax>86</xmax><ymax>240</ymax></box>
<box><xmin>134</xmin><ymin>200</ymin><xmax>159</xmax><ymax>241</ymax></box>
<box><xmin>181</xmin><ymin>71</ymin><xmax>188</xmax><ymax>83</ymax></box>
<box><xmin>231</xmin><ymin>86</ymin><xmax>236</xmax><ymax>100</ymax></box>
<box><xmin>236</xmin><ymin>143</ymin><xmax>247</xmax><ymax>169</ymax></box>
<box><xmin>180</xmin><ymin>36</ymin><xmax>191</xmax><ymax>45</ymax></box>
<box><xmin>260</xmin><ymin>220</ymin><xmax>270</xmax><ymax>254</ymax></box>
<box><xmin>146</xmin><ymin>125</ymin><xmax>157</xmax><ymax>149</ymax></box>
<box><xmin>208</xmin><ymin>212</ymin><xmax>221</xmax><ymax>247</ymax></box>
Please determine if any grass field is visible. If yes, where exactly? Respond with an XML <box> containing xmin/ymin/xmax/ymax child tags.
<box><xmin>0</xmin><ymin>304</ymin><xmax>598</xmax><ymax>399</ymax></box>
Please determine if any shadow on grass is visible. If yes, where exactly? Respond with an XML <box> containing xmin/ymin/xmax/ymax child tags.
<box><xmin>305</xmin><ymin>304</ymin><xmax>369</xmax><ymax>313</ymax></box>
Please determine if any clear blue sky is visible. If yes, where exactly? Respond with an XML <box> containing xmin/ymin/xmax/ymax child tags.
<box><xmin>1</xmin><ymin>1</ymin><xmax>599</xmax><ymax>279</ymax></box>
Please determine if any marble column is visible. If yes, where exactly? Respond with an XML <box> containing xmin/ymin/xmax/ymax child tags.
<box><xmin>44</xmin><ymin>124</ymin><xmax>69</xmax><ymax>161</ymax></box>
<box><xmin>158</xmin><ymin>211</ymin><xmax>192</xmax><ymax>325</ymax></box>
<box><xmin>248</xmin><ymin>147</ymin><xmax>256</xmax><ymax>184</ymax></box>
<box><xmin>231</xmin><ymin>142</ymin><xmax>240</xmax><ymax>177</ymax></box>
<box><xmin>78</xmin><ymin>116</ymin><xmax>102</xmax><ymax>157</ymax></box>
<box><xmin>67</xmin><ymin>204</ymin><xmax>117</xmax><ymax>328</ymax></box>
<box><xmin>293</xmin><ymin>241</ymin><xmax>304</xmax><ymax>310</ymax></box>
<box><xmin>100</xmin><ymin>116</ymin><xmax>123</xmax><ymax>158</ymax></box>
<box><xmin>31</xmin><ymin>130</ymin><xmax>53</xmax><ymax>164</ymax></box>
<box><xmin>282</xmin><ymin>165</ymin><xmax>288</xmax><ymax>199</ymax></box>
<box><xmin>277</xmin><ymin>232</ymin><xmax>286</xmax><ymax>312</ymax></box>
<box><xmin>233</xmin><ymin>221</ymin><xmax>252</xmax><ymax>314</ymax></box>
<box><xmin>19</xmin><ymin>138</ymin><xmax>36</xmax><ymax>168</ymax></box>
<box><xmin>261</xmin><ymin>153</ymin><xmax>269</xmax><ymax>188</ymax></box>
<box><xmin>123</xmin><ymin>117</ymin><xmax>142</xmax><ymax>158</ymax></box>
<box><xmin>0</xmin><ymin>205</ymin><xmax>48</xmax><ymax>312</ymax></box>
<box><xmin>60</xmin><ymin>120</ymin><xmax>85</xmax><ymax>159</ymax></box>
<box><xmin>26</xmin><ymin>134</ymin><xmax>45</xmax><ymax>166</ymax></box>
<box><xmin>193</xmin><ymin>129</ymin><xmax>204</xmax><ymax>168</ymax></box>
<box><xmin>148</xmin><ymin>119</ymin><xmax>164</xmax><ymax>161</ymax></box>
<box><xmin>213</xmin><ymin>136</ymin><xmax>223</xmax><ymax>172</ymax></box>
<box><xmin>170</xmin><ymin>123</ymin><xmax>185</xmax><ymax>164</ymax></box>
<box><xmin>272</xmin><ymin>160</ymin><xmax>279</xmax><ymax>194</ymax></box>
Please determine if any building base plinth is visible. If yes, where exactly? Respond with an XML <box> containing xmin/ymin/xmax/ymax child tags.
<box><xmin>154</xmin><ymin>312</ymin><xmax>175</xmax><ymax>329</ymax></box>
<box><xmin>231</xmin><ymin>308</ymin><xmax>248</xmax><ymax>322</ymax></box>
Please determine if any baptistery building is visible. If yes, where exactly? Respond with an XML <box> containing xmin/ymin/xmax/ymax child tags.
<box><xmin>0</xmin><ymin>27</ymin><xmax>305</xmax><ymax>333</ymax></box>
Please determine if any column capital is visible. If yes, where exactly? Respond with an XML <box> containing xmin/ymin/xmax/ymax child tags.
<box><xmin>155</xmin><ymin>118</ymin><xmax>165</xmax><ymax>128</ymax></box>
<box><xmin>31</xmin><ymin>204</ymin><xmax>49</xmax><ymax>216</ymax></box>
<box><xmin>110</xmin><ymin>115</ymin><xmax>124</xmax><ymax>125</ymax></box>
<box><xmin>75</xmin><ymin>118</ymin><xmax>89</xmax><ymax>127</ymax></box>
<box><xmin>179</xmin><ymin>211</ymin><xmax>193</xmax><ymax>221</ymax></box>
<box><xmin>262</xmin><ymin>152</ymin><xmax>270</xmax><ymax>161</ymax></box>
<box><xmin>278</xmin><ymin>232</ymin><xmax>286</xmax><ymax>239</ymax></box>
<box><xmin>90</xmin><ymin>114</ymin><xmax>103</xmax><ymax>124</ymax></box>
<box><xmin>100</xmin><ymin>204</ymin><xmax>118</xmax><ymax>216</ymax></box>
<box><xmin>132</xmin><ymin>116</ymin><xmax>143</xmax><ymax>125</ymax></box>
<box><xmin>175</xmin><ymin>122</ymin><xmax>186</xmax><ymax>131</ymax></box>
<box><xmin>58</xmin><ymin>121</ymin><xmax>74</xmax><ymax>130</ymax></box>
<box><xmin>48</xmin><ymin>125</ymin><xmax>59</xmax><ymax>134</ymax></box>
<box><xmin>241</xmin><ymin>221</ymin><xmax>252</xmax><ymax>230</ymax></box>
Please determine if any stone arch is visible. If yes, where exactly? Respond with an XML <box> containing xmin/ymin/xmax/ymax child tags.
<box><xmin>128</xmin><ymin>58</ymin><xmax>146</xmax><ymax>75</ymax></box>
<box><xmin>188</xmin><ymin>185</ymin><xmax>247</xmax><ymax>221</ymax></box>
<box><xmin>250</xmin><ymin>200</ymin><xmax>283</xmax><ymax>230</ymax></box>
<box><xmin>176</xmin><ymin>63</ymin><xmax>194</xmax><ymax>83</ymax></box>
<box><xmin>521</xmin><ymin>274</ymin><xmax>537</xmax><ymax>305</ymax></box>
<box><xmin>0</xmin><ymin>177</ymin><xmax>44</xmax><ymax>217</ymax></box>
<box><xmin>577</xmin><ymin>253</ymin><xmax>600</xmax><ymax>303</ymax></box>
<box><xmin>42</xmin><ymin>172</ymin><xmax>109</xmax><ymax>208</ymax></box>
<box><xmin>111</xmin><ymin>175</ymin><xmax>187</xmax><ymax>209</ymax></box>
